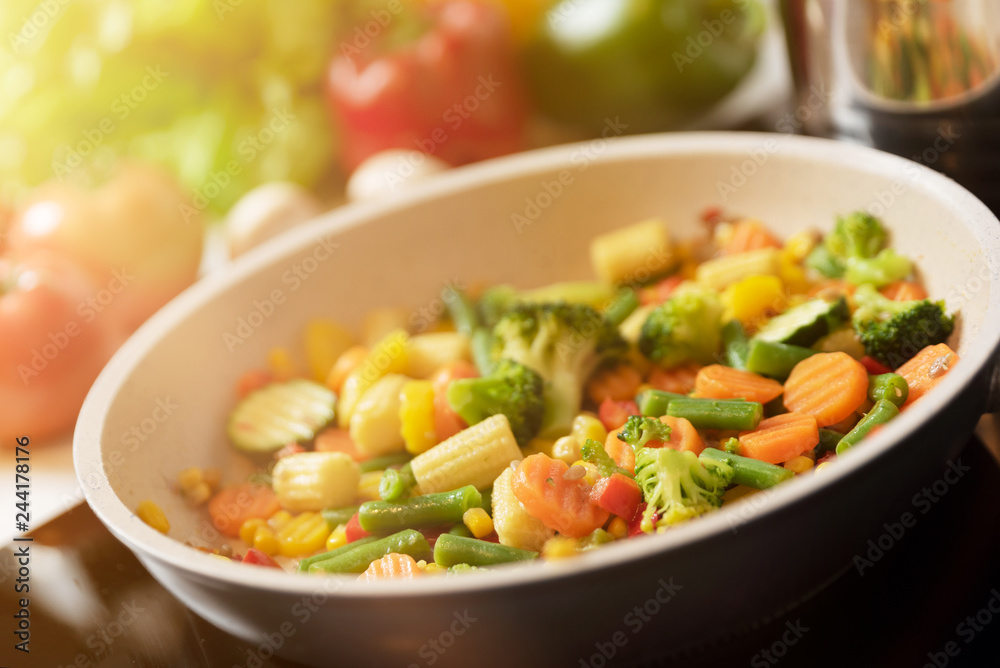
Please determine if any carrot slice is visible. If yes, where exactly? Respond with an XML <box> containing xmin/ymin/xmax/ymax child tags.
<box><xmin>325</xmin><ymin>345</ymin><xmax>368</xmax><ymax>393</ymax></box>
<box><xmin>657</xmin><ymin>415</ymin><xmax>705</xmax><ymax>455</ymax></box>
<box><xmin>739</xmin><ymin>413</ymin><xmax>819</xmax><ymax>464</ymax></box>
<box><xmin>895</xmin><ymin>343</ymin><xmax>959</xmax><ymax>408</ymax></box>
<box><xmin>314</xmin><ymin>427</ymin><xmax>369</xmax><ymax>462</ymax></box>
<box><xmin>723</xmin><ymin>219</ymin><xmax>782</xmax><ymax>255</ymax></box>
<box><xmin>694</xmin><ymin>364</ymin><xmax>784</xmax><ymax>404</ymax></box>
<box><xmin>783</xmin><ymin>352</ymin><xmax>869</xmax><ymax>427</ymax></box>
<box><xmin>598</xmin><ymin>397</ymin><xmax>638</xmax><ymax>431</ymax></box>
<box><xmin>359</xmin><ymin>553</ymin><xmax>422</xmax><ymax>581</ymax></box>
<box><xmin>587</xmin><ymin>364</ymin><xmax>643</xmax><ymax>404</ymax></box>
<box><xmin>208</xmin><ymin>482</ymin><xmax>281</xmax><ymax>538</ymax></box>
<box><xmin>647</xmin><ymin>362</ymin><xmax>701</xmax><ymax>394</ymax></box>
<box><xmin>512</xmin><ymin>453</ymin><xmax>609</xmax><ymax>538</ymax></box>
<box><xmin>432</xmin><ymin>360</ymin><xmax>478</xmax><ymax>441</ymax></box>
<box><xmin>880</xmin><ymin>281</ymin><xmax>927</xmax><ymax>302</ymax></box>
<box><xmin>604</xmin><ymin>431</ymin><xmax>635</xmax><ymax>475</ymax></box>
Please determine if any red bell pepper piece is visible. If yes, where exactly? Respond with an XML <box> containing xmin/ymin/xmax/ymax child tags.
<box><xmin>860</xmin><ymin>356</ymin><xmax>893</xmax><ymax>375</ymax></box>
<box><xmin>591</xmin><ymin>473</ymin><xmax>642</xmax><ymax>521</ymax></box>
<box><xmin>242</xmin><ymin>548</ymin><xmax>281</xmax><ymax>568</ymax></box>
<box><xmin>327</xmin><ymin>0</ymin><xmax>527</xmax><ymax>171</ymax></box>
<box><xmin>345</xmin><ymin>513</ymin><xmax>372</xmax><ymax>543</ymax></box>
<box><xmin>598</xmin><ymin>397</ymin><xmax>640</xmax><ymax>432</ymax></box>
<box><xmin>627</xmin><ymin>502</ymin><xmax>650</xmax><ymax>537</ymax></box>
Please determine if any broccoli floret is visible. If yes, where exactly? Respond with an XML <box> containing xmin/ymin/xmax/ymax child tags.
<box><xmin>477</xmin><ymin>285</ymin><xmax>518</xmax><ymax>328</ymax></box>
<box><xmin>844</xmin><ymin>249</ymin><xmax>912</xmax><ymax>287</ymax></box>
<box><xmin>446</xmin><ymin>359</ymin><xmax>545</xmax><ymax>446</ymax></box>
<box><xmin>581</xmin><ymin>438</ymin><xmax>630</xmax><ymax>478</ymax></box>
<box><xmin>492</xmin><ymin>302</ymin><xmax>627</xmax><ymax>437</ymax></box>
<box><xmin>637</xmin><ymin>286</ymin><xmax>723</xmax><ymax>366</ymax></box>
<box><xmin>634</xmin><ymin>447</ymin><xmax>733</xmax><ymax>531</ymax></box>
<box><xmin>851</xmin><ymin>284</ymin><xmax>955</xmax><ymax>368</ymax></box>
<box><xmin>617</xmin><ymin>415</ymin><xmax>672</xmax><ymax>450</ymax></box>
<box><xmin>807</xmin><ymin>211</ymin><xmax>889</xmax><ymax>278</ymax></box>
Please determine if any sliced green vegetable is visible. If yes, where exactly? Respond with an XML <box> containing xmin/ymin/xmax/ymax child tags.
<box><xmin>699</xmin><ymin>447</ymin><xmax>794</xmax><ymax>489</ymax></box>
<box><xmin>227</xmin><ymin>379</ymin><xmax>336</xmax><ymax>453</ymax></box>
<box><xmin>433</xmin><ymin>533</ymin><xmax>537</xmax><ymax>568</ymax></box>
<box><xmin>754</xmin><ymin>297</ymin><xmax>849</xmax><ymax>348</ymax></box>
<box><xmin>358</xmin><ymin>486</ymin><xmax>482</xmax><ymax>533</ymax></box>
<box><xmin>666</xmin><ymin>398</ymin><xmax>762</xmax><ymax>431</ymax></box>
<box><xmin>308</xmin><ymin>530</ymin><xmax>431</xmax><ymax>573</ymax></box>
<box><xmin>836</xmin><ymin>399</ymin><xmax>899</xmax><ymax>454</ymax></box>
<box><xmin>745</xmin><ymin>339</ymin><xmax>817</xmax><ymax>379</ymax></box>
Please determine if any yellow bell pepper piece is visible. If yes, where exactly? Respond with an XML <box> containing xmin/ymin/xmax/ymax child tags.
<box><xmin>304</xmin><ymin>319</ymin><xmax>355</xmax><ymax>382</ymax></box>
<box><xmin>399</xmin><ymin>380</ymin><xmax>438</xmax><ymax>455</ymax></box>
<box><xmin>722</xmin><ymin>275</ymin><xmax>785</xmax><ymax>327</ymax></box>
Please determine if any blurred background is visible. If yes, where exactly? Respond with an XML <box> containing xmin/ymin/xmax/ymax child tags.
<box><xmin>2</xmin><ymin>0</ymin><xmax>999</xmax><ymax>542</ymax></box>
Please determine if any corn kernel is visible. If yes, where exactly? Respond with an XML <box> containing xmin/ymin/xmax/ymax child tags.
<box><xmin>208</xmin><ymin>553</ymin><xmax>232</xmax><ymax>563</ymax></box>
<box><xmin>268</xmin><ymin>510</ymin><xmax>294</xmax><ymax>531</ymax></box>
<box><xmin>186</xmin><ymin>482</ymin><xmax>212</xmax><ymax>506</ymax></box>
<box><xmin>463</xmin><ymin>507</ymin><xmax>494</xmax><ymax>539</ymax></box>
<box><xmin>277</xmin><ymin>512</ymin><xmax>331</xmax><ymax>557</ymax></box>
<box><xmin>267</xmin><ymin>347</ymin><xmax>298</xmax><ymax>381</ymax></box>
<box><xmin>399</xmin><ymin>380</ymin><xmax>437</xmax><ymax>455</ymax></box>
<box><xmin>784</xmin><ymin>456</ymin><xmax>815</xmax><ymax>474</ymax></box>
<box><xmin>551</xmin><ymin>436</ymin><xmax>580</xmax><ymax>465</ymax></box>
<box><xmin>424</xmin><ymin>562</ymin><xmax>447</xmax><ymax>575</ymax></box>
<box><xmin>607</xmin><ymin>516</ymin><xmax>628</xmax><ymax>540</ymax></box>
<box><xmin>542</xmin><ymin>536</ymin><xmax>580</xmax><ymax>559</ymax></box>
<box><xmin>783</xmin><ymin>230</ymin><xmax>819</xmax><ymax>263</ymax></box>
<box><xmin>253</xmin><ymin>527</ymin><xmax>280</xmax><ymax>556</ymax></box>
<box><xmin>239</xmin><ymin>518</ymin><xmax>268</xmax><ymax>545</ymax></box>
<box><xmin>357</xmin><ymin>471</ymin><xmax>384</xmax><ymax>501</ymax></box>
<box><xmin>570</xmin><ymin>460</ymin><xmax>600</xmax><ymax>486</ymax></box>
<box><xmin>571</xmin><ymin>414</ymin><xmax>607</xmax><ymax>445</ymax></box>
<box><xmin>814</xmin><ymin>462</ymin><xmax>832</xmax><ymax>474</ymax></box>
<box><xmin>177</xmin><ymin>467</ymin><xmax>204</xmax><ymax>491</ymax></box>
<box><xmin>136</xmin><ymin>500</ymin><xmax>170</xmax><ymax>534</ymax></box>
<box><xmin>325</xmin><ymin>524</ymin><xmax>348</xmax><ymax>551</ymax></box>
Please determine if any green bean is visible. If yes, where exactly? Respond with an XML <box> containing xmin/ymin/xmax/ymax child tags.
<box><xmin>836</xmin><ymin>399</ymin><xmax>899</xmax><ymax>455</ymax></box>
<box><xmin>699</xmin><ymin>447</ymin><xmax>794</xmax><ymax>489</ymax></box>
<box><xmin>297</xmin><ymin>536</ymin><xmax>378</xmax><ymax>572</ymax></box>
<box><xmin>636</xmin><ymin>389</ymin><xmax>687</xmax><ymax>417</ymax></box>
<box><xmin>477</xmin><ymin>487</ymin><xmax>493</xmax><ymax>515</ymax></box>
<box><xmin>448</xmin><ymin>523</ymin><xmax>474</xmax><ymax>537</ymax></box>
<box><xmin>722</xmin><ymin>319</ymin><xmax>750</xmax><ymax>370</ymax></box>
<box><xmin>308</xmin><ymin>530</ymin><xmax>430</xmax><ymax>574</ymax></box>
<box><xmin>379</xmin><ymin>463</ymin><xmax>416</xmax><ymax>502</ymax></box>
<box><xmin>358</xmin><ymin>452</ymin><xmax>411</xmax><ymax>474</ymax></box>
<box><xmin>745</xmin><ymin>339</ymin><xmax>816</xmax><ymax>379</ymax></box>
<box><xmin>868</xmin><ymin>373</ymin><xmax>909</xmax><ymax>408</ymax></box>
<box><xmin>446</xmin><ymin>289</ymin><xmax>479</xmax><ymax>336</ymax></box>
<box><xmin>604</xmin><ymin>288</ymin><xmax>639</xmax><ymax>327</ymax></box>
<box><xmin>358</xmin><ymin>485</ymin><xmax>482</xmax><ymax>533</ymax></box>
<box><xmin>817</xmin><ymin>428</ymin><xmax>843</xmax><ymax>454</ymax></box>
<box><xmin>321</xmin><ymin>505</ymin><xmax>360</xmax><ymax>530</ymax></box>
<box><xmin>471</xmin><ymin>327</ymin><xmax>495</xmax><ymax>376</ymax></box>
<box><xmin>433</xmin><ymin>533</ymin><xmax>537</xmax><ymax>568</ymax></box>
<box><xmin>666</xmin><ymin>398</ymin><xmax>762</xmax><ymax>431</ymax></box>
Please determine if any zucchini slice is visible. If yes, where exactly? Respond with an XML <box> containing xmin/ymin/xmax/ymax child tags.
<box><xmin>754</xmin><ymin>297</ymin><xmax>848</xmax><ymax>347</ymax></box>
<box><xmin>227</xmin><ymin>379</ymin><xmax>336</xmax><ymax>453</ymax></box>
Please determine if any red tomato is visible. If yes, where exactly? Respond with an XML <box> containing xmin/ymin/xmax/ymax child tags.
<box><xmin>6</xmin><ymin>162</ymin><xmax>203</xmax><ymax>335</ymax></box>
<box><xmin>327</xmin><ymin>0</ymin><xmax>527</xmax><ymax>171</ymax></box>
<box><xmin>0</xmin><ymin>251</ymin><xmax>118</xmax><ymax>446</ymax></box>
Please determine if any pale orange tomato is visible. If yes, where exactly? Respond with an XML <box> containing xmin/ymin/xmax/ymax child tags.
<box><xmin>0</xmin><ymin>251</ymin><xmax>119</xmax><ymax>446</ymax></box>
<box><xmin>7</xmin><ymin>162</ymin><xmax>204</xmax><ymax>335</ymax></box>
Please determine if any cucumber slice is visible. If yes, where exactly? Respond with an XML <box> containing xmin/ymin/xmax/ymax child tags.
<box><xmin>227</xmin><ymin>379</ymin><xmax>336</xmax><ymax>453</ymax></box>
<box><xmin>754</xmin><ymin>297</ymin><xmax>848</xmax><ymax>347</ymax></box>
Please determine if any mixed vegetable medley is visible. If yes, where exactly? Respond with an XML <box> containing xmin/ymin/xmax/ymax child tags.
<box><xmin>140</xmin><ymin>210</ymin><xmax>960</xmax><ymax>579</ymax></box>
